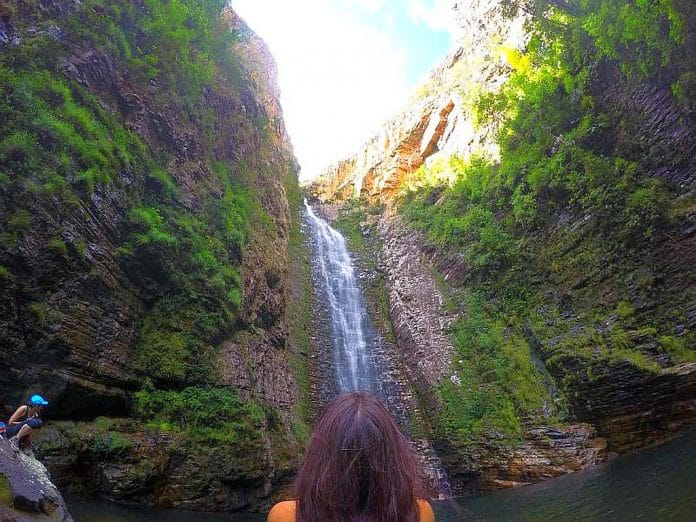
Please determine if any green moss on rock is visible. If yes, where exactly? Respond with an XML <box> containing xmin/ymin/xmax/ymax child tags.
<box><xmin>0</xmin><ymin>473</ymin><xmax>11</xmax><ymax>507</ymax></box>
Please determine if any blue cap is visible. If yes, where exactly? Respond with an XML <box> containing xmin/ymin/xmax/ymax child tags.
<box><xmin>29</xmin><ymin>394</ymin><xmax>48</xmax><ymax>406</ymax></box>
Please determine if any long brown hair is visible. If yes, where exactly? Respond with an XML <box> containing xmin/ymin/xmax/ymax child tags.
<box><xmin>293</xmin><ymin>392</ymin><xmax>423</xmax><ymax>522</ymax></box>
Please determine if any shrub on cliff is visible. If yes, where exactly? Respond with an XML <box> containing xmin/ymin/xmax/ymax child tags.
<box><xmin>134</xmin><ymin>386</ymin><xmax>266</xmax><ymax>445</ymax></box>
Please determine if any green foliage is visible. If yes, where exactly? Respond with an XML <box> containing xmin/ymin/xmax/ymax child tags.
<box><xmin>402</xmin><ymin>158</ymin><xmax>519</xmax><ymax>276</ymax></box>
<box><xmin>660</xmin><ymin>335</ymin><xmax>695</xmax><ymax>363</ymax></box>
<box><xmin>28</xmin><ymin>302</ymin><xmax>49</xmax><ymax>325</ymax></box>
<box><xmin>6</xmin><ymin>210</ymin><xmax>31</xmax><ymax>231</ymax></box>
<box><xmin>438</xmin><ymin>379</ymin><xmax>520</xmax><ymax>445</ymax></box>
<box><xmin>0</xmin><ymin>1</ymin><xmax>259</xmax><ymax>391</ymax></box>
<box><xmin>402</xmin><ymin>0</ymin><xmax>691</xmax><ymax>287</ymax></box>
<box><xmin>333</xmin><ymin>199</ymin><xmax>369</xmax><ymax>252</ymax></box>
<box><xmin>134</xmin><ymin>386</ymin><xmax>266</xmax><ymax>444</ymax></box>
<box><xmin>579</xmin><ymin>0</ymin><xmax>684</xmax><ymax>76</ymax></box>
<box><xmin>504</xmin><ymin>0</ymin><xmax>686</xmax><ymax>77</ymax></box>
<box><xmin>286</xmin><ymin>176</ymin><xmax>315</xmax><ymax>424</ymax></box>
<box><xmin>436</xmin><ymin>292</ymin><xmax>552</xmax><ymax>443</ymax></box>
<box><xmin>672</xmin><ymin>71</ymin><xmax>696</xmax><ymax>112</ymax></box>
<box><xmin>608</xmin><ymin>347</ymin><xmax>661</xmax><ymax>372</ymax></box>
<box><xmin>405</xmin><ymin>0</ymin><xmax>682</xmax><ymax>253</ymax></box>
<box><xmin>129</xmin><ymin>207</ymin><xmax>178</xmax><ymax>246</ymax></box>
<box><xmin>616</xmin><ymin>301</ymin><xmax>635</xmax><ymax>319</ymax></box>
<box><xmin>136</xmin><ymin>294</ymin><xmax>233</xmax><ymax>382</ymax></box>
<box><xmin>0</xmin><ymin>68</ymin><xmax>143</xmax><ymax>196</ymax></box>
<box><xmin>400</xmin><ymin>0</ymin><xmax>696</xmax><ymax>445</ymax></box>
<box><xmin>0</xmin><ymin>475</ymin><xmax>12</xmax><ymax>508</ymax></box>
<box><xmin>90</xmin><ymin>431</ymin><xmax>133</xmax><ymax>456</ymax></box>
<box><xmin>0</xmin><ymin>266</ymin><xmax>9</xmax><ymax>280</ymax></box>
<box><xmin>211</xmin><ymin>163</ymin><xmax>253</xmax><ymax>249</ymax></box>
<box><xmin>47</xmin><ymin>238</ymin><xmax>68</xmax><ymax>257</ymax></box>
<box><xmin>148</xmin><ymin>167</ymin><xmax>180</xmax><ymax>198</ymax></box>
<box><xmin>97</xmin><ymin>6</ymin><xmax>252</xmax><ymax>385</ymax></box>
<box><xmin>67</xmin><ymin>0</ymin><xmax>233</xmax><ymax>104</ymax></box>
<box><xmin>126</xmin><ymin>164</ymin><xmax>251</xmax><ymax>383</ymax></box>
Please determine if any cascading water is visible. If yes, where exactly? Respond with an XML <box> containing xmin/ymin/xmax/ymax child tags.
<box><xmin>304</xmin><ymin>200</ymin><xmax>379</xmax><ymax>393</ymax></box>
<box><xmin>304</xmin><ymin>200</ymin><xmax>452</xmax><ymax>499</ymax></box>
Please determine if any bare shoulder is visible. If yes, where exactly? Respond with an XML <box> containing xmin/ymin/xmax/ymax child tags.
<box><xmin>9</xmin><ymin>405</ymin><xmax>27</xmax><ymax>423</ymax></box>
<box><xmin>418</xmin><ymin>499</ymin><xmax>436</xmax><ymax>522</ymax></box>
<box><xmin>267</xmin><ymin>500</ymin><xmax>297</xmax><ymax>522</ymax></box>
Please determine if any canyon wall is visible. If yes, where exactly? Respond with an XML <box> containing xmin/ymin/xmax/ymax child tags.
<box><xmin>1</xmin><ymin>0</ymin><xmax>307</xmax><ymax>511</ymax></box>
<box><xmin>308</xmin><ymin>0</ymin><xmax>696</xmax><ymax>494</ymax></box>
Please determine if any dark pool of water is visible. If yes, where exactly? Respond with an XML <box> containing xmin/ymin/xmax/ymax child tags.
<box><xmin>66</xmin><ymin>497</ymin><xmax>261</xmax><ymax>522</ymax></box>
<box><xmin>68</xmin><ymin>429</ymin><xmax>696</xmax><ymax>521</ymax></box>
<box><xmin>438</xmin><ymin>428</ymin><xmax>696</xmax><ymax>521</ymax></box>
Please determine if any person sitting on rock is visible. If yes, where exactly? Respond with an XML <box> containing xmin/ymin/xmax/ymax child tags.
<box><xmin>4</xmin><ymin>394</ymin><xmax>48</xmax><ymax>452</ymax></box>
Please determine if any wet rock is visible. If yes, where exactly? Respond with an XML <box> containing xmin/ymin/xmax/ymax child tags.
<box><xmin>377</xmin><ymin>215</ymin><xmax>456</xmax><ymax>396</ymax></box>
<box><xmin>439</xmin><ymin>424</ymin><xmax>606</xmax><ymax>495</ymax></box>
<box><xmin>0</xmin><ymin>440</ymin><xmax>72</xmax><ymax>521</ymax></box>
<box><xmin>1</xmin><ymin>0</ymin><xmax>298</xmax><ymax>418</ymax></box>
<box><xmin>561</xmin><ymin>360</ymin><xmax>696</xmax><ymax>452</ymax></box>
<box><xmin>304</xmin><ymin>0</ymin><xmax>696</xmax><ymax>496</ymax></box>
<box><xmin>594</xmin><ymin>62</ymin><xmax>696</xmax><ymax>192</ymax></box>
<box><xmin>304</xmin><ymin>205</ymin><xmax>452</xmax><ymax>497</ymax></box>
<box><xmin>375</xmin><ymin>213</ymin><xmax>608</xmax><ymax>494</ymax></box>
<box><xmin>36</xmin><ymin>418</ymin><xmax>297</xmax><ymax>513</ymax></box>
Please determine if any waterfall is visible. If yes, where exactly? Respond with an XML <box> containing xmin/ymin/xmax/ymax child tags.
<box><xmin>304</xmin><ymin>200</ymin><xmax>453</xmax><ymax>499</ymax></box>
<box><xmin>304</xmin><ymin>200</ymin><xmax>378</xmax><ymax>392</ymax></box>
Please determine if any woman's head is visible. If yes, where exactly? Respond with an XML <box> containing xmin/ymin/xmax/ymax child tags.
<box><xmin>293</xmin><ymin>392</ymin><xmax>422</xmax><ymax>522</ymax></box>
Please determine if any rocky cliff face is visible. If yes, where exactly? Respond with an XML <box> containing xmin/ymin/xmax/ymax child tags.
<box><xmin>309</xmin><ymin>0</ymin><xmax>528</xmax><ymax>204</ymax></box>
<box><xmin>1</xmin><ymin>0</ymin><xmax>305</xmax><ymax>510</ymax></box>
<box><xmin>307</xmin><ymin>0</ymin><xmax>696</xmax><ymax>495</ymax></box>
<box><xmin>320</xmin><ymin>203</ymin><xmax>608</xmax><ymax>495</ymax></box>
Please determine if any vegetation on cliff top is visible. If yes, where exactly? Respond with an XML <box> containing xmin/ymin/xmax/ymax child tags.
<box><xmin>401</xmin><ymin>0</ymin><xmax>696</xmax><ymax>445</ymax></box>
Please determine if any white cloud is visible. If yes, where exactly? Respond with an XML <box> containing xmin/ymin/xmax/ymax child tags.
<box><xmin>408</xmin><ymin>0</ymin><xmax>457</xmax><ymax>33</ymax></box>
<box><xmin>231</xmin><ymin>0</ymin><xmax>410</xmax><ymax>180</ymax></box>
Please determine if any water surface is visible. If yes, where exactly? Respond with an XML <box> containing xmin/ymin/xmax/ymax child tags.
<box><xmin>68</xmin><ymin>429</ymin><xmax>696</xmax><ymax>521</ymax></box>
<box><xmin>439</xmin><ymin>428</ymin><xmax>696</xmax><ymax>521</ymax></box>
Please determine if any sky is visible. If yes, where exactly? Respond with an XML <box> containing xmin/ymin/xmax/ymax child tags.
<box><xmin>229</xmin><ymin>0</ymin><xmax>457</xmax><ymax>180</ymax></box>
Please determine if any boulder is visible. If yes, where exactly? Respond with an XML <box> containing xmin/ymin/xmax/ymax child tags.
<box><xmin>0</xmin><ymin>440</ymin><xmax>72</xmax><ymax>521</ymax></box>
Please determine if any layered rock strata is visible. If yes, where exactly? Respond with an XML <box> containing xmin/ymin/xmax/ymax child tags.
<box><xmin>375</xmin><ymin>212</ymin><xmax>607</xmax><ymax>494</ymax></box>
<box><xmin>1</xmin><ymin>0</ymin><xmax>305</xmax><ymax>510</ymax></box>
<box><xmin>36</xmin><ymin>418</ymin><xmax>295</xmax><ymax>513</ymax></box>
<box><xmin>440</xmin><ymin>425</ymin><xmax>607</xmax><ymax>493</ymax></box>
<box><xmin>0</xmin><ymin>2</ymin><xmax>298</xmax><ymax>416</ymax></box>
